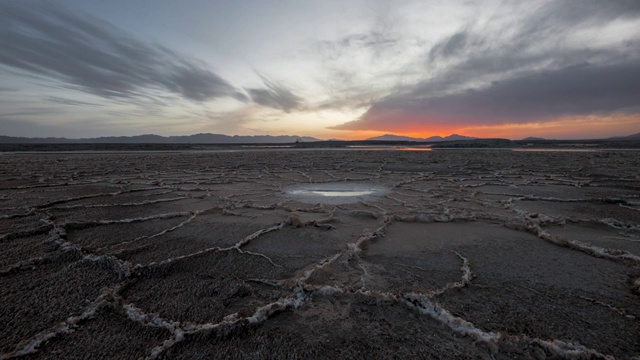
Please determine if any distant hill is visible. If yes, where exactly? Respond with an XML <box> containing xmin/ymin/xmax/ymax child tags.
<box><xmin>521</xmin><ymin>137</ymin><xmax>547</xmax><ymax>141</ymax></box>
<box><xmin>609</xmin><ymin>132</ymin><xmax>640</xmax><ymax>140</ymax></box>
<box><xmin>0</xmin><ymin>133</ymin><xmax>319</xmax><ymax>144</ymax></box>
<box><xmin>366</xmin><ymin>134</ymin><xmax>418</xmax><ymax>141</ymax></box>
<box><xmin>367</xmin><ymin>134</ymin><xmax>476</xmax><ymax>142</ymax></box>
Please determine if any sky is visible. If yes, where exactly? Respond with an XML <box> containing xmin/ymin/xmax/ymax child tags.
<box><xmin>0</xmin><ymin>0</ymin><xmax>639</xmax><ymax>140</ymax></box>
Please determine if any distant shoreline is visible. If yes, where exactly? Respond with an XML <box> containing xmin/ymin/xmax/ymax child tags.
<box><xmin>1</xmin><ymin>139</ymin><xmax>640</xmax><ymax>152</ymax></box>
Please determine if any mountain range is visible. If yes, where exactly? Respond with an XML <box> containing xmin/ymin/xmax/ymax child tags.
<box><xmin>609</xmin><ymin>132</ymin><xmax>640</xmax><ymax>140</ymax></box>
<box><xmin>0</xmin><ymin>132</ymin><xmax>638</xmax><ymax>144</ymax></box>
<box><xmin>0</xmin><ymin>133</ymin><xmax>319</xmax><ymax>144</ymax></box>
<box><xmin>520</xmin><ymin>133</ymin><xmax>640</xmax><ymax>141</ymax></box>
<box><xmin>521</xmin><ymin>137</ymin><xmax>547</xmax><ymax>141</ymax></box>
<box><xmin>366</xmin><ymin>134</ymin><xmax>476</xmax><ymax>142</ymax></box>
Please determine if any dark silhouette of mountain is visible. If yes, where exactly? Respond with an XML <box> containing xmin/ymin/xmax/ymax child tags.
<box><xmin>365</xmin><ymin>134</ymin><xmax>417</xmax><ymax>141</ymax></box>
<box><xmin>521</xmin><ymin>137</ymin><xmax>547</xmax><ymax>141</ymax></box>
<box><xmin>367</xmin><ymin>134</ymin><xmax>476</xmax><ymax>142</ymax></box>
<box><xmin>442</xmin><ymin>134</ymin><xmax>476</xmax><ymax>141</ymax></box>
<box><xmin>609</xmin><ymin>132</ymin><xmax>640</xmax><ymax>140</ymax></box>
<box><xmin>0</xmin><ymin>133</ymin><xmax>319</xmax><ymax>144</ymax></box>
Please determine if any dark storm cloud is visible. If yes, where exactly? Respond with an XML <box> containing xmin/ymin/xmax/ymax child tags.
<box><xmin>335</xmin><ymin>62</ymin><xmax>640</xmax><ymax>130</ymax></box>
<box><xmin>246</xmin><ymin>79</ymin><xmax>303</xmax><ymax>113</ymax></box>
<box><xmin>0</xmin><ymin>1</ymin><xmax>246</xmax><ymax>103</ymax></box>
<box><xmin>335</xmin><ymin>0</ymin><xmax>640</xmax><ymax>131</ymax></box>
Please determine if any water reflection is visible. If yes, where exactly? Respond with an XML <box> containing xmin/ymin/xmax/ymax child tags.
<box><xmin>290</xmin><ymin>189</ymin><xmax>375</xmax><ymax>197</ymax></box>
<box><xmin>285</xmin><ymin>183</ymin><xmax>388</xmax><ymax>203</ymax></box>
<box><xmin>345</xmin><ymin>145</ymin><xmax>432</xmax><ymax>151</ymax></box>
<box><xmin>512</xmin><ymin>149</ymin><xmax>598</xmax><ymax>152</ymax></box>
<box><xmin>394</xmin><ymin>147</ymin><xmax>432</xmax><ymax>151</ymax></box>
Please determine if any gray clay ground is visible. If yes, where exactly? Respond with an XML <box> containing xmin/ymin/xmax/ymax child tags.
<box><xmin>0</xmin><ymin>149</ymin><xmax>639</xmax><ymax>359</ymax></box>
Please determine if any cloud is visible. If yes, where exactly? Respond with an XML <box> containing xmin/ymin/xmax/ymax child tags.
<box><xmin>246</xmin><ymin>78</ymin><xmax>303</xmax><ymax>113</ymax></box>
<box><xmin>429</xmin><ymin>31</ymin><xmax>470</xmax><ymax>60</ymax></box>
<box><xmin>515</xmin><ymin>0</ymin><xmax>640</xmax><ymax>36</ymax></box>
<box><xmin>334</xmin><ymin>62</ymin><xmax>640</xmax><ymax>131</ymax></box>
<box><xmin>333</xmin><ymin>0</ymin><xmax>640</xmax><ymax>132</ymax></box>
<box><xmin>45</xmin><ymin>96</ymin><xmax>104</xmax><ymax>107</ymax></box>
<box><xmin>0</xmin><ymin>1</ymin><xmax>246</xmax><ymax>103</ymax></box>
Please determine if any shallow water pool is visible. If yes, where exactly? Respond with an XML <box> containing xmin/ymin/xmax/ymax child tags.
<box><xmin>285</xmin><ymin>183</ymin><xmax>388</xmax><ymax>204</ymax></box>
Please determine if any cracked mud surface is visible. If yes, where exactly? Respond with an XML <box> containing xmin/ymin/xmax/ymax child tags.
<box><xmin>1</xmin><ymin>149</ymin><xmax>639</xmax><ymax>359</ymax></box>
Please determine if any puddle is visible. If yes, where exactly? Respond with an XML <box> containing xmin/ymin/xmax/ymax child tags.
<box><xmin>285</xmin><ymin>183</ymin><xmax>388</xmax><ymax>204</ymax></box>
<box><xmin>290</xmin><ymin>189</ymin><xmax>375</xmax><ymax>197</ymax></box>
<box><xmin>512</xmin><ymin>149</ymin><xmax>598</xmax><ymax>153</ymax></box>
<box><xmin>344</xmin><ymin>146</ymin><xmax>432</xmax><ymax>151</ymax></box>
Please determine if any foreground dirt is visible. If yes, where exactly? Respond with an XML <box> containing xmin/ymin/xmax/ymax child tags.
<box><xmin>1</xmin><ymin>149</ymin><xmax>639</xmax><ymax>359</ymax></box>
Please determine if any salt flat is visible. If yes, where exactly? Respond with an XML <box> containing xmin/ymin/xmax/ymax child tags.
<box><xmin>1</xmin><ymin>149</ymin><xmax>639</xmax><ymax>359</ymax></box>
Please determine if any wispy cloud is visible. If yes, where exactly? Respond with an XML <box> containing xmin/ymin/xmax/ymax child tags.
<box><xmin>45</xmin><ymin>96</ymin><xmax>104</xmax><ymax>107</ymax></box>
<box><xmin>246</xmin><ymin>77</ymin><xmax>303</xmax><ymax>113</ymax></box>
<box><xmin>0</xmin><ymin>1</ymin><xmax>247</xmax><ymax>103</ymax></box>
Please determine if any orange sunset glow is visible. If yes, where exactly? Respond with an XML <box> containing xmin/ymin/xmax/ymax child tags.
<box><xmin>458</xmin><ymin>114</ymin><xmax>640</xmax><ymax>140</ymax></box>
<box><xmin>352</xmin><ymin>114</ymin><xmax>640</xmax><ymax>141</ymax></box>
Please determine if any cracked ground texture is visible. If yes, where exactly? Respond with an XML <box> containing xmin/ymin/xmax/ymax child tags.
<box><xmin>1</xmin><ymin>149</ymin><xmax>639</xmax><ymax>359</ymax></box>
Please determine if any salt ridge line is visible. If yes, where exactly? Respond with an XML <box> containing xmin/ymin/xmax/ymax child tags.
<box><xmin>504</xmin><ymin>203</ymin><xmax>640</xmax><ymax>265</ymax></box>
<box><xmin>30</xmin><ymin>187</ymin><xmax>164</xmax><ymax>210</ymax></box>
<box><xmin>144</xmin><ymin>218</ymin><xmax>291</xmax><ymax>268</ymax></box>
<box><xmin>52</xmin><ymin>196</ymin><xmax>189</xmax><ymax>209</ymax></box>
<box><xmin>620</xmin><ymin>204</ymin><xmax>640</xmax><ymax>212</ymax></box>
<box><xmin>357</xmin><ymin>262</ymin><xmax>369</xmax><ymax>290</ymax></box>
<box><xmin>482</xmin><ymin>192</ymin><xmax>635</xmax><ymax>205</ymax></box>
<box><xmin>0</xmin><ymin>285</ymin><xmax>120</xmax><ymax>359</ymax></box>
<box><xmin>62</xmin><ymin>211</ymin><xmax>193</xmax><ymax>230</ymax></box>
<box><xmin>494</xmin><ymin>203</ymin><xmax>640</xmax><ymax>234</ymax></box>
<box><xmin>92</xmin><ymin>210</ymin><xmax>207</xmax><ymax>253</ymax></box>
<box><xmin>400</xmin><ymin>292</ymin><xmax>614</xmax><ymax>360</ymax></box>
<box><xmin>41</xmin><ymin>220</ymin><xmax>136</xmax><ymax>279</ymax></box>
<box><xmin>0</xmin><ymin>179</ymin><xmax>104</xmax><ymax>190</ymax></box>
<box><xmin>296</xmin><ymin>280</ymin><xmax>615</xmax><ymax>359</ymax></box>
<box><xmin>1</xmin><ymin>211</ymin><xmax>179</xmax><ymax>275</ymax></box>
<box><xmin>346</xmin><ymin>216</ymin><xmax>392</xmax><ymax>259</ymax></box>
<box><xmin>578</xmin><ymin>296</ymin><xmax>636</xmax><ymax>319</ymax></box>
<box><xmin>118</xmin><ymin>208</ymin><xmax>218</xmax><ymax>242</ymax></box>
<box><xmin>128</xmin><ymin>288</ymin><xmax>309</xmax><ymax>359</ymax></box>
<box><xmin>428</xmin><ymin>251</ymin><xmax>473</xmax><ymax>297</ymax></box>
<box><xmin>596</xmin><ymin>218</ymin><xmax>640</xmax><ymax>232</ymax></box>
